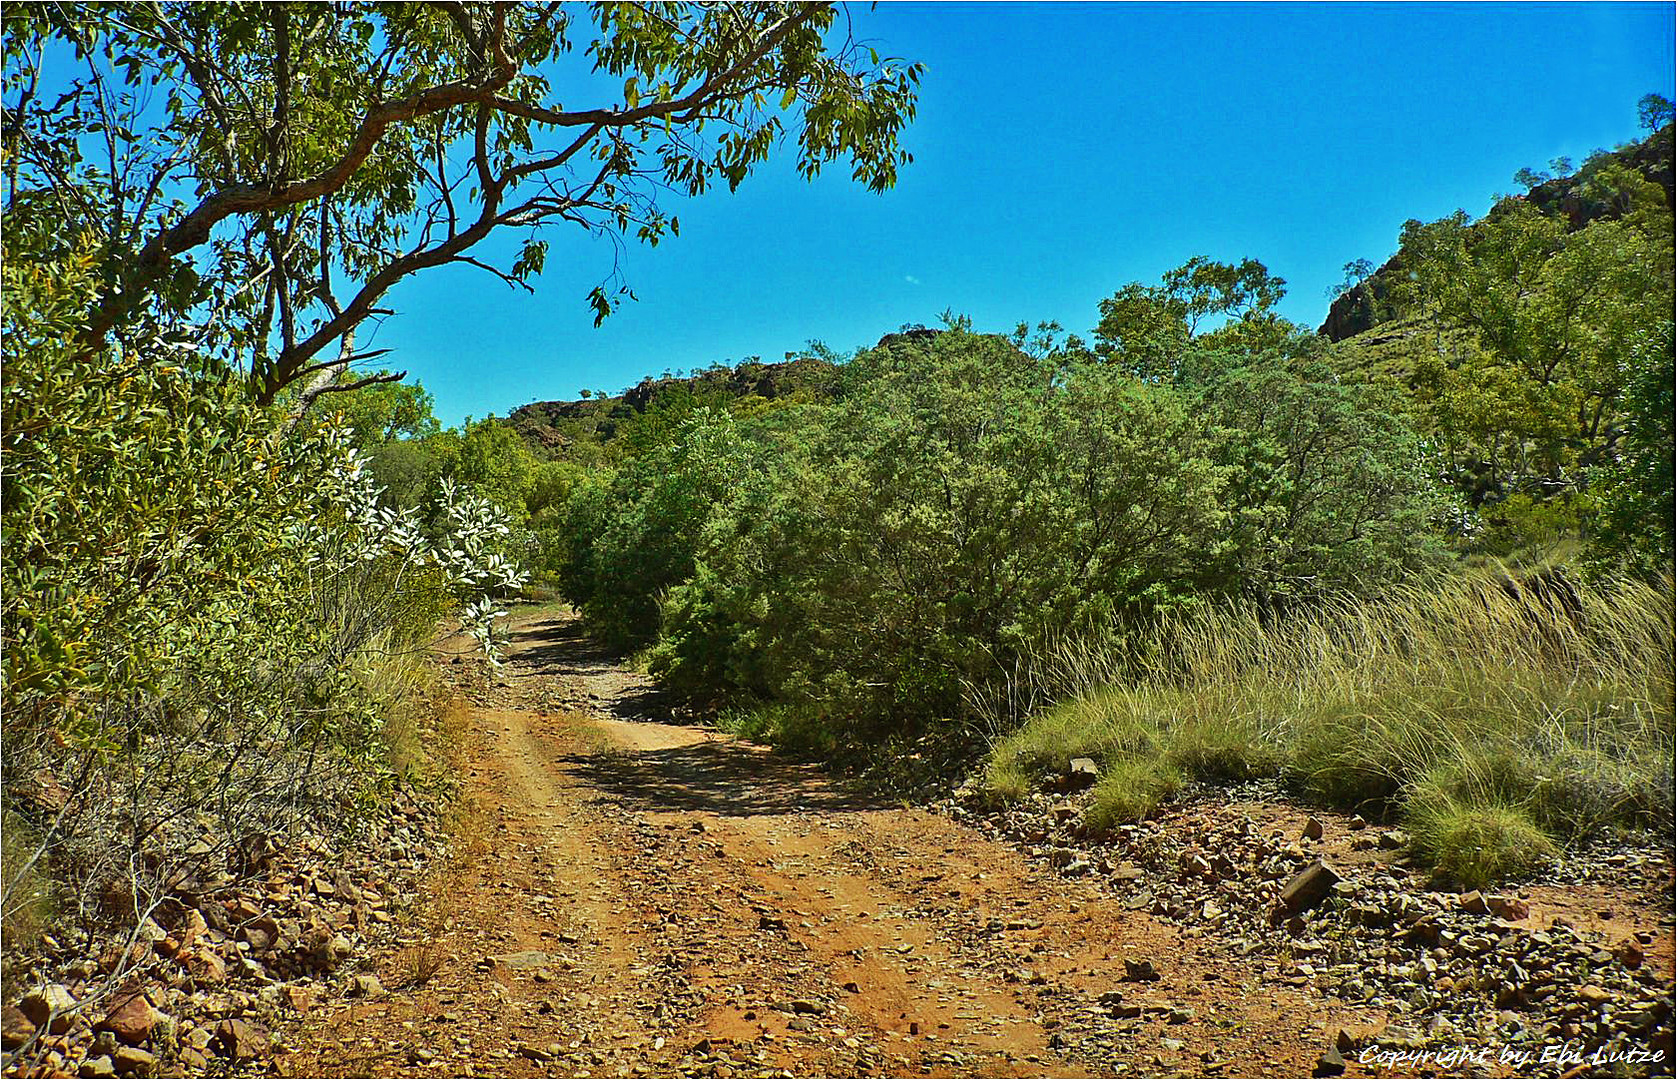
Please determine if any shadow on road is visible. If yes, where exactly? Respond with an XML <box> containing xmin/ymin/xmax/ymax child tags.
<box><xmin>509</xmin><ymin>614</ymin><xmax>678</xmax><ymax>723</ymax></box>
<box><xmin>555</xmin><ymin>742</ymin><xmax>888</xmax><ymax>817</ymax></box>
<box><xmin>511</xmin><ymin>614</ymin><xmax>622</xmax><ymax>671</ymax></box>
<box><xmin>509</xmin><ymin>607</ymin><xmax>893</xmax><ymax>816</ymax></box>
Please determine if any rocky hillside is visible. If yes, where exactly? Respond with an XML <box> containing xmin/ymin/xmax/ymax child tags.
<box><xmin>1321</xmin><ymin>123</ymin><xmax>1675</xmax><ymax>342</ymax></box>
<box><xmin>506</xmin><ymin>355</ymin><xmax>842</xmax><ymax>456</ymax></box>
<box><xmin>505</xmin><ymin>331</ymin><xmax>949</xmax><ymax>458</ymax></box>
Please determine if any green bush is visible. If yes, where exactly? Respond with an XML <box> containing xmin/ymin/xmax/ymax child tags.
<box><xmin>1404</xmin><ymin>787</ymin><xmax>1558</xmax><ymax>890</ymax></box>
<box><xmin>2</xmin><ymin>232</ymin><xmax>526</xmax><ymax>973</ymax></box>
<box><xmin>654</xmin><ymin>328</ymin><xmax>1233</xmax><ymax>738</ymax></box>
<box><xmin>555</xmin><ymin>409</ymin><xmax>747</xmax><ymax>652</ymax></box>
<box><xmin>1084</xmin><ymin>759</ymin><xmax>1184</xmax><ymax>829</ymax></box>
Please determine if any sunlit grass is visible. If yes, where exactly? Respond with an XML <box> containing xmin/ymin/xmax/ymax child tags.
<box><xmin>985</xmin><ymin>569</ymin><xmax>1674</xmax><ymax>884</ymax></box>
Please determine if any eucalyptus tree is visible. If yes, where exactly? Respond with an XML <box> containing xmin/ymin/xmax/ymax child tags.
<box><xmin>1</xmin><ymin>3</ymin><xmax>921</xmax><ymax>405</ymax></box>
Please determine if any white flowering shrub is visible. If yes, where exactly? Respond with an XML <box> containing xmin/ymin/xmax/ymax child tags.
<box><xmin>300</xmin><ymin>430</ymin><xmax>528</xmax><ymax>664</ymax></box>
<box><xmin>2</xmin><ymin>240</ymin><xmax>531</xmax><ymax>1033</ymax></box>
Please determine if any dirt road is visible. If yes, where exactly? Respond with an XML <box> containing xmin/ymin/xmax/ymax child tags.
<box><xmin>279</xmin><ymin>607</ymin><xmax>1398</xmax><ymax>1078</ymax></box>
<box><xmin>281</xmin><ymin>610</ymin><xmax>1671</xmax><ymax>1073</ymax></box>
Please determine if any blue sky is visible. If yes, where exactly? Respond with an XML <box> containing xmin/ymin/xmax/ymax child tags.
<box><xmin>368</xmin><ymin>2</ymin><xmax>1676</xmax><ymax>425</ymax></box>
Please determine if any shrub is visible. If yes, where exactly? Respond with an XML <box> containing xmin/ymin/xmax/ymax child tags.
<box><xmin>1</xmin><ymin>233</ymin><xmax>527</xmax><ymax>1044</ymax></box>
<box><xmin>1084</xmin><ymin>759</ymin><xmax>1184</xmax><ymax>829</ymax></box>
<box><xmin>1404</xmin><ymin>788</ymin><xmax>1558</xmax><ymax>889</ymax></box>
<box><xmin>984</xmin><ymin>570</ymin><xmax>1673</xmax><ymax>884</ymax></box>
<box><xmin>555</xmin><ymin>409</ymin><xmax>746</xmax><ymax>652</ymax></box>
<box><xmin>656</xmin><ymin>328</ymin><xmax>1232</xmax><ymax>739</ymax></box>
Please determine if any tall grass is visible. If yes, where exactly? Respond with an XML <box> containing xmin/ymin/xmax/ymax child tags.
<box><xmin>984</xmin><ymin>570</ymin><xmax>1674</xmax><ymax>886</ymax></box>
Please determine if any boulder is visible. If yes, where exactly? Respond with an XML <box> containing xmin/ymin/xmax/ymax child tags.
<box><xmin>1312</xmin><ymin>1046</ymin><xmax>1346</xmax><ymax>1077</ymax></box>
<box><xmin>183</xmin><ymin>947</ymin><xmax>226</xmax><ymax>985</ymax></box>
<box><xmin>2</xmin><ymin>1003</ymin><xmax>37</xmax><ymax>1049</ymax></box>
<box><xmin>348</xmin><ymin>974</ymin><xmax>384</xmax><ymax>998</ymax></box>
<box><xmin>78</xmin><ymin>1055</ymin><xmax>116</xmax><ymax>1079</ymax></box>
<box><xmin>111</xmin><ymin>1045</ymin><xmax>156</xmax><ymax>1076</ymax></box>
<box><xmin>1487</xmin><ymin>895</ymin><xmax>1529</xmax><ymax>921</ymax></box>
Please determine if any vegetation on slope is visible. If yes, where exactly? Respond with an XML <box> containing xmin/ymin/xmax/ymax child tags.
<box><xmin>0</xmin><ymin>3</ymin><xmax>922</xmax><ymax>1049</ymax></box>
<box><xmin>984</xmin><ymin>571</ymin><xmax>1673</xmax><ymax>888</ymax></box>
<box><xmin>522</xmin><ymin>104</ymin><xmax>1675</xmax><ymax>886</ymax></box>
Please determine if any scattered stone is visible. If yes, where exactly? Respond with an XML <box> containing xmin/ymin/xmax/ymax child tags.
<box><xmin>1347</xmin><ymin>815</ymin><xmax>1368</xmax><ymax>831</ymax></box>
<box><xmin>2</xmin><ymin>1003</ymin><xmax>37</xmax><ymax>1050</ymax></box>
<box><xmin>1459</xmin><ymin>891</ymin><xmax>1491</xmax><ymax>916</ymax></box>
<box><xmin>1615</xmin><ymin>939</ymin><xmax>1645</xmax><ymax>969</ymax></box>
<box><xmin>1313</xmin><ymin>1046</ymin><xmax>1346</xmax><ymax>1077</ymax></box>
<box><xmin>214</xmin><ymin>1017</ymin><xmax>267</xmax><ymax>1062</ymax></box>
<box><xmin>97</xmin><ymin>989</ymin><xmax>164</xmax><ymax>1046</ymax></box>
<box><xmin>19</xmin><ymin>984</ymin><xmax>77</xmax><ymax>1034</ymax></box>
<box><xmin>111</xmin><ymin>1045</ymin><xmax>156</xmax><ymax>1075</ymax></box>
<box><xmin>1278</xmin><ymin>859</ymin><xmax>1341</xmax><ymax>915</ymax></box>
<box><xmin>349</xmin><ymin>974</ymin><xmax>384</xmax><ymax>998</ymax></box>
<box><xmin>1486</xmin><ymin>895</ymin><xmax>1529</xmax><ymax>921</ymax></box>
<box><xmin>492</xmin><ymin>949</ymin><xmax>552</xmax><ymax>969</ymax></box>
<box><xmin>1122</xmin><ymin>958</ymin><xmax>1160</xmax><ymax>982</ymax></box>
<box><xmin>1301</xmin><ymin>817</ymin><xmax>1324</xmax><ymax>841</ymax></box>
<box><xmin>283</xmin><ymin>985</ymin><xmax>314</xmax><ymax>1013</ymax></box>
<box><xmin>78</xmin><ymin>1055</ymin><xmax>117</xmax><ymax>1079</ymax></box>
<box><xmin>183</xmin><ymin>948</ymin><xmax>227</xmax><ymax>985</ymax></box>
<box><xmin>1067</xmin><ymin>758</ymin><xmax>1100</xmax><ymax>788</ymax></box>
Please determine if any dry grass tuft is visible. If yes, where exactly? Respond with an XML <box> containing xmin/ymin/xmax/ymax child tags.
<box><xmin>984</xmin><ymin>569</ymin><xmax>1674</xmax><ymax>884</ymax></box>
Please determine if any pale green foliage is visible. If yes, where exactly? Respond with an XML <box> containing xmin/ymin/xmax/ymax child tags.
<box><xmin>1093</xmin><ymin>256</ymin><xmax>1293</xmax><ymax>380</ymax></box>
<box><xmin>1</xmin><ymin>233</ymin><xmax>527</xmax><ymax>978</ymax></box>
<box><xmin>630</xmin><ymin>323</ymin><xmax>1441</xmax><ymax>743</ymax></box>
<box><xmin>1387</xmin><ymin>170</ymin><xmax>1675</xmax><ymax>529</ymax></box>
<box><xmin>1193</xmin><ymin>358</ymin><xmax>1449</xmax><ymax>601</ymax></box>
<box><xmin>2</xmin><ymin>237</ymin><xmax>324</xmax><ymax>721</ymax></box>
<box><xmin>314</xmin><ymin>372</ymin><xmax>441</xmax><ymax>447</ymax></box>
<box><xmin>646</xmin><ymin>329</ymin><xmax>1232</xmax><ymax>736</ymax></box>
<box><xmin>1587</xmin><ymin>323</ymin><xmax>1676</xmax><ymax>577</ymax></box>
<box><xmin>557</xmin><ymin>409</ymin><xmax>747</xmax><ymax>651</ymax></box>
